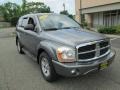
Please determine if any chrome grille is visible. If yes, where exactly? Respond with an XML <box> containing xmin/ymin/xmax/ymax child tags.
<box><xmin>100</xmin><ymin>47</ymin><xmax>109</xmax><ymax>55</ymax></box>
<box><xmin>78</xmin><ymin>44</ymin><xmax>96</xmax><ymax>53</ymax></box>
<box><xmin>76</xmin><ymin>39</ymin><xmax>110</xmax><ymax>62</ymax></box>
<box><xmin>100</xmin><ymin>40</ymin><xmax>109</xmax><ymax>48</ymax></box>
<box><xmin>78</xmin><ymin>51</ymin><xmax>95</xmax><ymax>59</ymax></box>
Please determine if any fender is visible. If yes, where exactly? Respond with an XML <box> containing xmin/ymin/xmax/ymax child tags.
<box><xmin>37</xmin><ymin>40</ymin><xmax>58</xmax><ymax>62</ymax></box>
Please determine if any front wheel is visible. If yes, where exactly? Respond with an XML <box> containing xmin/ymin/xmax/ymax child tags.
<box><xmin>39</xmin><ymin>52</ymin><xmax>58</xmax><ymax>82</ymax></box>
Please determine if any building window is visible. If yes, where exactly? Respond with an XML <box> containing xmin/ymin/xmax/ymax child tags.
<box><xmin>103</xmin><ymin>10</ymin><xmax>120</xmax><ymax>27</ymax></box>
<box><xmin>118</xmin><ymin>10</ymin><xmax>120</xmax><ymax>24</ymax></box>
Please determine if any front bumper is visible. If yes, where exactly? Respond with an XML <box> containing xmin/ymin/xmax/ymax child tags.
<box><xmin>52</xmin><ymin>50</ymin><xmax>115</xmax><ymax>77</ymax></box>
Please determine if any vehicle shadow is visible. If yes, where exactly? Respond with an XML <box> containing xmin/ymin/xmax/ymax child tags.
<box><xmin>49</xmin><ymin>68</ymin><xmax>117</xmax><ymax>90</ymax></box>
<box><xmin>22</xmin><ymin>51</ymin><xmax>118</xmax><ymax>90</ymax></box>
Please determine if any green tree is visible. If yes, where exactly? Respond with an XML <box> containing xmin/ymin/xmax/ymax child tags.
<box><xmin>25</xmin><ymin>2</ymin><xmax>51</xmax><ymax>14</ymax></box>
<box><xmin>60</xmin><ymin>10</ymin><xmax>74</xmax><ymax>19</ymax></box>
<box><xmin>0</xmin><ymin>2</ymin><xmax>22</xmax><ymax>25</ymax></box>
<box><xmin>60</xmin><ymin>10</ymin><xmax>69</xmax><ymax>15</ymax></box>
<box><xmin>0</xmin><ymin>0</ymin><xmax>51</xmax><ymax>26</ymax></box>
<box><xmin>21</xmin><ymin>0</ymin><xmax>27</xmax><ymax>15</ymax></box>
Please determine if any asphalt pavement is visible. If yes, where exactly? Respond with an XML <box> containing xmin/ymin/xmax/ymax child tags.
<box><xmin>0</xmin><ymin>28</ymin><xmax>120</xmax><ymax>90</ymax></box>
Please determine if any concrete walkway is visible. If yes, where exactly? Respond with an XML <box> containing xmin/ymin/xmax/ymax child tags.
<box><xmin>105</xmin><ymin>34</ymin><xmax>120</xmax><ymax>38</ymax></box>
<box><xmin>104</xmin><ymin>34</ymin><xmax>120</xmax><ymax>41</ymax></box>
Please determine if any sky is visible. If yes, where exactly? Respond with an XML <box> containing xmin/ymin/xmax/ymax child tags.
<box><xmin>0</xmin><ymin>0</ymin><xmax>75</xmax><ymax>14</ymax></box>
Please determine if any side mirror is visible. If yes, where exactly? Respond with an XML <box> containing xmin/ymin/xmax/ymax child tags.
<box><xmin>24</xmin><ymin>24</ymin><xmax>34</xmax><ymax>30</ymax></box>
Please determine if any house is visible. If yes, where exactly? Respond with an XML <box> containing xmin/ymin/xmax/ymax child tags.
<box><xmin>0</xmin><ymin>13</ymin><xmax>11</xmax><ymax>28</ymax></box>
<box><xmin>75</xmin><ymin>0</ymin><xmax>120</xmax><ymax>28</ymax></box>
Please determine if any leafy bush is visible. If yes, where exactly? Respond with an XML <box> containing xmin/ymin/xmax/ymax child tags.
<box><xmin>98</xmin><ymin>25</ymin><xmax>120</xmax><ymax>34</ymax></box>
<box><xmin>115</xmin><ymin>25</ymin><xmax>120</xmax><ymax>34</ymax></box>
<box><xmin>11</xmin><ymin>17</ymin><xmax>19</xmax><ymax>26</ymax></box>
<box><xmin>98</xmin><ymin>27</ymin><xmax>116</xmax><ymax>34</ymax></box>
<box><xmin>80</xmin><ymin>22</ymin><xmax>88</xmax><ymax>28</ymax></box>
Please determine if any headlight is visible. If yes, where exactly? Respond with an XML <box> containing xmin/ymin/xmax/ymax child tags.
<box><xmin>56</xmin><ymin>47</ymin><xmax>76</xmax><ymax>63</ymax></box>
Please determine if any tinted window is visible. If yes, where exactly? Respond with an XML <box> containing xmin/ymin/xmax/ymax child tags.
<box><xmin>17</xmin><ymin>18</ymin><xmax>22</xmax><ymax>27</ymax></box>
<box><xmin>28</xmin><ymin>18</ymin><xmax>35</xmax><ymax>26</ymax></box>
<box><xmin>27</xmin><ymin>17</ymin><xmax>35</xmax><ymax>30</ymax></box>
<box><xmin>21</xmin><ymin>18</ymin><xmax>28</xmax><ymax>27</ymax></box>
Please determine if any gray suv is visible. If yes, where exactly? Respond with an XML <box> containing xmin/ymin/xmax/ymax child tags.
<box><xmin>16</xmin><ymin>13</ymin><xmax>115</xmax><ymax>82</ymax></box>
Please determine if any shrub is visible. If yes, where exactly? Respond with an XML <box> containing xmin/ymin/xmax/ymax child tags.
<box><xmin>98</xmin><ymin>27</ymin><xmax>116</xmax><ymax>34</ymax></box>
<box><xmin>115</xmin><ymin>25</ymin><xmax>120</xmax><ymax>34</ymax></box>
<box><xmin>80</xmin><ymin>22</ymin><xmax>88</xmax><ymax>28</ymax></box>
<box><xmin>10</xmin><ymin>17</ymin><xmax>19</xmax><ymax>26</ymax></box>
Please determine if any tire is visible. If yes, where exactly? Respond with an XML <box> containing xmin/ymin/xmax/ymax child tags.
<box><xmin>16</xmin><ymin>39</ymin><xmax>24</xmax><ymax>54</ymax></box>
<box><xmin>39</xmin><ymin>52</ymin><xmax>58</xmax><ymax>82</ymax></box>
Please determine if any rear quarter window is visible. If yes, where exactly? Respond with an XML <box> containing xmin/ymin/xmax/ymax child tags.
<box><xmin>21</xmin><ymin>18</ymin><xmax>28</xmax><ymax>27</ymax></box>
<box><xmin>17</xmin><ymin>18</ymin><xmax>23</xmax><ymax>27</ymax></box>
<box><xmin>17</xmin><ymin>17</ymin><xmax>28</xmax><ymax>28</ymax></box>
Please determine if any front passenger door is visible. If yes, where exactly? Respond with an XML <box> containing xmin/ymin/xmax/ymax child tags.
<box><xmin>23</xmin><ymin>16</ymin><xmax>40</xmax><ymax>57</ymax></box>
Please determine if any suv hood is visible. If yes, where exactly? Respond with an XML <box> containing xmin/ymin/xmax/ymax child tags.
<box><xmin>43</xmin><ymin>29</ymin><xmax>107</xmax><ymax>47</ymax></box>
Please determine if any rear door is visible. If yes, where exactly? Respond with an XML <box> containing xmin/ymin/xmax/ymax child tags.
<box><xmin>16</xmin><ymin>17</ymin><xmax>29</xmax><ymax>47</ymax></box>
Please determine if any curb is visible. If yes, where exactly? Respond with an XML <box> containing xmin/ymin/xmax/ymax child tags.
<box><xmin>104</xmin><ymin>34</ymin><xmax>120</xmax><ymax>38</ymax></box>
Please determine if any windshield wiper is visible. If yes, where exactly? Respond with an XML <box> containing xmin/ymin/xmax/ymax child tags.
<box><xmin>44</xmin><ymin>28</ymin><xmax>58</xmax><ymax>31</ymax></box>
<box><xmin>60</xmin><ymin>27</ymin><xmax>79</xmax><ymax>29</ymax></box>
<box><xmin>44</xmin><ymin>27</ymin><xmax>80</xmax><ymax>31</ymax></box>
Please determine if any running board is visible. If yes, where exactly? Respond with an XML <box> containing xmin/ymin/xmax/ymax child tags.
<box><xmin>23</xmin><ymin>48</ymin><xmax>37</xmax><ymax>62</ymax></box>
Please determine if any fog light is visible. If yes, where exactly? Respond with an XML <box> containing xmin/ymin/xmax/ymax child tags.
<box><xmin>71</xmin><ymin>69</ymin><xmax>76</xmax><ymax>74</ymax></box>
<box><xmin>71</xmin><ymin>69</ymin><xmax>80</xmax><ymax>76</ymax></box>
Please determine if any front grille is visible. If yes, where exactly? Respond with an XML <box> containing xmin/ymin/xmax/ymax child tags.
<box><xmin>78</xmin><ymin>51</ymin><xmax>95</xmax><ymax>59</ymax></box>
<box><xmin>77</xmin><ymin>40</ymin><xmax>110</xmax><ymax>61</ymax></box>
<box><xmin>100</xmin><ymin>47</ymin><xmax>109</xmax><ymax>55</ymax></box>
<box><xmin>100</xmin><ymin>41</ymin><xmax>109</xmax><ymax>48</ymax></box>
<box><xmin>78</xmin><ymin>44</ymin><xmax>96</xmax><ymax>53</ymax></box>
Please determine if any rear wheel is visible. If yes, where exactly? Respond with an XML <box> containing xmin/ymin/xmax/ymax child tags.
<box><xmin>16</xmin><ymin>39</ymin><xmax>24</xmax><ymax>54</ymax></box>
<box><xmin>39</xmin><ymin>52</ymin><xmax>58</xmax><ymax>82</ymax></box>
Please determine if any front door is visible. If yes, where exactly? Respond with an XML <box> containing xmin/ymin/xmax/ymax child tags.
<box><xmin>23</xmin><ymin>17</ymin><xmax>40</xmax><ymax>56</ymax></box>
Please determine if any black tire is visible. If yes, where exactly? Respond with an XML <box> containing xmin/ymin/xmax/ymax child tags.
<box><xmin>39</xmin><ymin>52</ymin><xmax>58</xmax><ymax>82</ymax></box>
<box><xmin>16</xmin><ymin>39</ymin><xmax>24</xmax><ymax>54</ymax></box>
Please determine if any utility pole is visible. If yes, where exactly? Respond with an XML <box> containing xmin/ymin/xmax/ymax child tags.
<box><xmin>63</xmin><ymin>3</ymin><xmax>65</xmax><ymax>11</ymax></box>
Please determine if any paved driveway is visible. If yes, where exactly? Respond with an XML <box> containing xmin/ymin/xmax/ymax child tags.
<box><xmin>0</xmin><ymin>28</ymin><xmax>120</xmax><ymax>90</ymax></box>
<box><xmin>0</xmin><ymin>27</ymin><xmax>15</xmax><ymax>38</ymax></box>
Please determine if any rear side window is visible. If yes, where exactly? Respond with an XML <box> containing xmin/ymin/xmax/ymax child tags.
<box><xmin>21</xmin><ymin>18</ymin><xmax>28</xmax><ymax>27</ymax></box>
<box><xmin>17</xmin><ymin>18</ymin><xmax>22</xmax><ymax>27</ymax></box>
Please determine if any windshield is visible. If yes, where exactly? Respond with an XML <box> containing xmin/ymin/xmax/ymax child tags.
<box><xmin>38</xmin><ymin>14</ymin><xmax>81</xmax><ymax>31</ymax></box>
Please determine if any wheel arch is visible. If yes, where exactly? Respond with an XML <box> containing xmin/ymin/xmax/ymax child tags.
<box><xmin>36</xmin><ymin>41</ymin><xmax>59</xmax><ymax>64</ymax></box>
<box><xmin>37</xmin><ymin>47</ymin><xmax>56</xmax><ymax>64</ymax></box>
